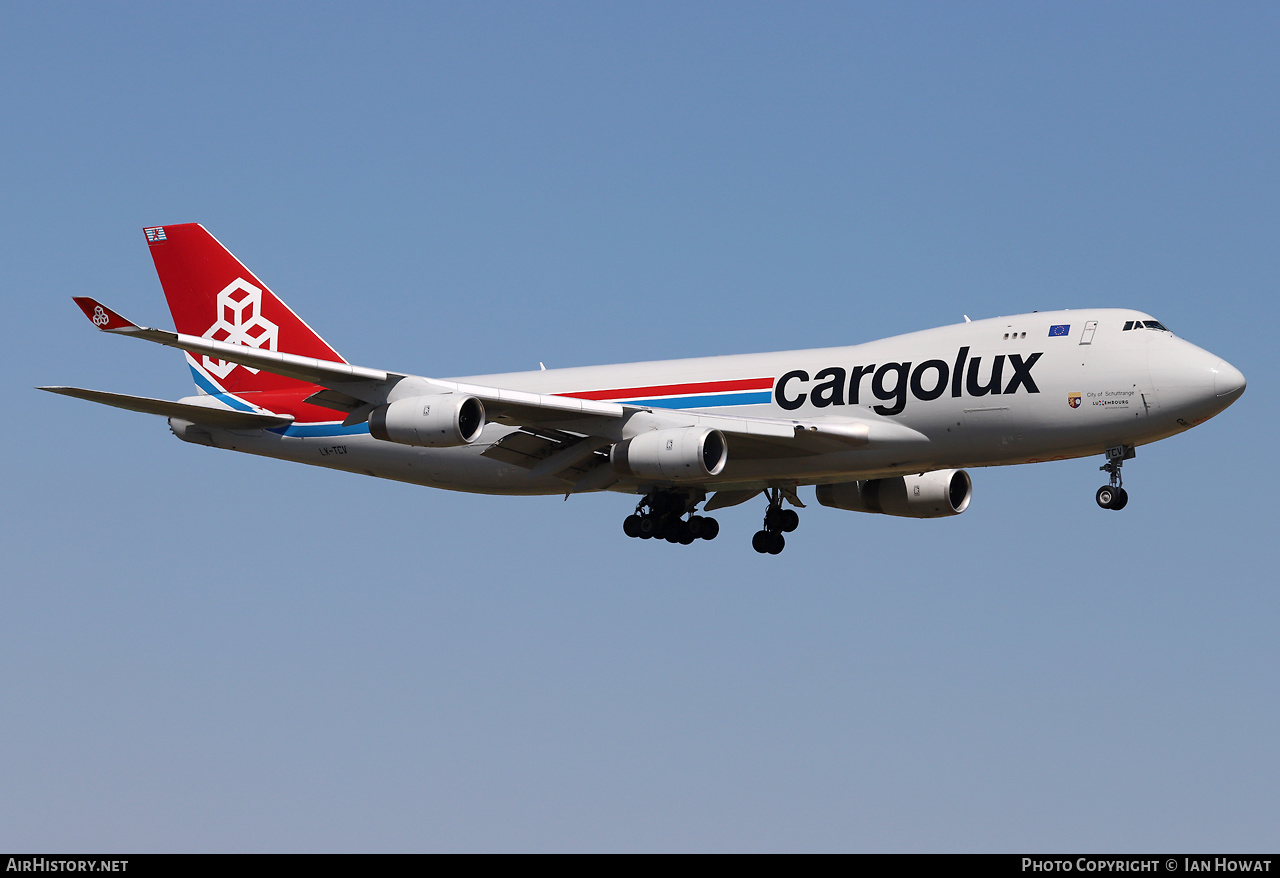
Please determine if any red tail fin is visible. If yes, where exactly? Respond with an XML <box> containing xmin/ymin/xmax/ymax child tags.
<box><xmin>144</xmin><ymin>224</ymin><xmax>345</xmax><ymax>395</ymax></box>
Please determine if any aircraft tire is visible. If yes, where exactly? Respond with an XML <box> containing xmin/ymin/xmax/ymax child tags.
<box><xmin>780</xmin><ymin>509</ymin><xmax>799</xmax><ymax>532</ymax></box>
<box><xmin>1111</xmin><ymin>488</ymin><xmax>1129</xmax><ymax>510</ymax></box>
<box><xmin>699</xmin><ymin>517</ymin><xmax>720</xmax><ymax>540</ymax></box>
<box><xmin>623</xmin><ymin>515</ymin><xmax>643</xmax><ymax>538</ymax></box>
<box><xmin>752</xmin><ymin>530</ymin><xmax>771</xmax><ymax>553</ymax></box>
<box><xmin>768</xmin><ymin>532</ymin><xmax>785</xmax><ymax>554</ymax></box>
<box><xmin>638</xmin><ymin>515</ymin><xmax>658</xmax><ymax>538</ymax></box>
<box><xmin>1096</xmin><ymin>486</ymin><xmax>1116</xmax><ymax>509</ymax></box>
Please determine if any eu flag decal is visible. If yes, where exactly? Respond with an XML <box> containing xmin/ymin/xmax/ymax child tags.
<box><xmin>1048</xmin><ymin>324</ymin><xmax>1071</xmax><ymax>337</ymax></box>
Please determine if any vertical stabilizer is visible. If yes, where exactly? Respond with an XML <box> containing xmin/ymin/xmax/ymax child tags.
<box><xmin>143</xmin><ymin>224</ymin><xmax>346</xmax><ymax>396</ymax></box>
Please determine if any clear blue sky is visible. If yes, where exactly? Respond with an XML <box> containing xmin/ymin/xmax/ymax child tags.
<box><xmin>3</xmin><ymin>2</ymin><xmax>1276</xmax><ymax>852</ymax></box>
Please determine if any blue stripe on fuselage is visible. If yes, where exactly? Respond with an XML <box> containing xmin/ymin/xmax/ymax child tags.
<box><xmin>188</xmin><ymin>365</ymin><xmax>767</xmax><ymax>431</ymax></box>
<box><xmin>187</xmin><ymin>366</ymin><xmax>367</xmax><ymax>436</ymax></box>
<box><xmin>188</xmin><ymin>366</ymin><xmax>257</xmax><ymax>412</ymax></box>
<box><xmin>624</xmin><ymin>390</ymin><xmax>773</xmax><ymax>409</ymax></box>
<box><xmin>269</xmin><ymin>422</ymin><xmax>372</xmax><ymax>438</ymax></box>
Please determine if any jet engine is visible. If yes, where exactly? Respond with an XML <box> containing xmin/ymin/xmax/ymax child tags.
<box><xmin>815</xmin><ymin>469</ymin><xmax>972</xmax><ymax>518</ymax></box>
<box><xmin>611</xmin><ymin>427</ymin><xmax>728</xmax><ymax>482</ymax></box>
<box><xmin>368</xmin><ymin>394</ymin><xmax>486</xmax><ymax>447</ymax></box>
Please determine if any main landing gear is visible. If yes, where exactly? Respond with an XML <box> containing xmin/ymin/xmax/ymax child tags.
<box><xmin>1096</xmin><ymin>444</ymin><xmax>1134</xmax><ymax>511</ymax></box>
<box><xmin>623</xmin><ymin>491</ymin><xmax>720</xmax><ymax>545</ymax></box>
<box><xmin>752</xmin><ymin>488</ymin><xmax>799</xmax><ymax>555</ymax></box>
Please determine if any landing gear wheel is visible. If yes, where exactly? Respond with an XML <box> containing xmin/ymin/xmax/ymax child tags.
<box><xmin>626</xmin><ymin>491</ymin><xmax>718</xmax><ymax>548</ymax></box>
<box><xmin>638</xmin><ymin>515</ymin><xmax>658</xmax><ymax>538</ymax></box>
<box><xmin>767</xmin><ymin>532</ymin><xmax>785</xmax><ymax>555</ymax></box>
<box><xmin>752</xmin><ymin>530</ymin><xmax>785</xmax><ymax>554</ymax></box>
<box><xmin>1096</xmin><ymin>445</ymin><xmax>1134</xmax><ymax>511</ymax></box>
<box><xmin>765</xmin><ymin>506</ymin><xmax>799</xmax><ymax>532</ymax></box>
<box><xmin>755</xmin><ymin>488</ymin><xmax>796</xmax><ymax>553</ymax></box>
<box><xmin>688</xmin><ymin>515</ymin><xmax>719</xmax><ymax>540</ymax></box>
<box><xmin>1096</xmin><ymin>486</ymin><xmax>1116</xmax><ymax>509</ymax></box>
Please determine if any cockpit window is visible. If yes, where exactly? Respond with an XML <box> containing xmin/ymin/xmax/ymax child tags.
<box><xmin>1123</xmin><ymin>319</ymin><xmax>1171</xmax><ymax>332</ymax></box>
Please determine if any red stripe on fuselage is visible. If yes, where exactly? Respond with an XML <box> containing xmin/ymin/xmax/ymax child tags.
<box><xmin>563</xmin><ymin>377</ymin><xmax>774</xmax><ymax>401</ymax></box>
<box><xmin>230</xmin><ymin>387</ymin><xmax>344</xmax><ymax>424</ymax></box>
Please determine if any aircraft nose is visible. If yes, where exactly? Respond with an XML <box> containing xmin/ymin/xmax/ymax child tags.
<box><xmin>1148</xmin><ymin>341</ymin><xmax>1244</xmax><ymax>422</ymax></box>
<box><xmin>1212</xmin><ymin>360</ymin><xmax>1246</xmax><ymax>399</ymax></box>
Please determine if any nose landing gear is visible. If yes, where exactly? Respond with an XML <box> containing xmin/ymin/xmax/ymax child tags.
<box><xmin>752</xmin><ymin>488</ymin><xmax>799</xmax><ymax>554</ymax></box>
<box><xmin>1096</xmin><ymin>444</ymin><xmax>1134</xmax><ymax>510</ymax></box>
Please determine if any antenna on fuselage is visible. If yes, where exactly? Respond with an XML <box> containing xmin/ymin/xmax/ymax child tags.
<box><xmin>964</xmin><ymin>315</ymin><xmax>971</xmax><ymax>323</ymax></box>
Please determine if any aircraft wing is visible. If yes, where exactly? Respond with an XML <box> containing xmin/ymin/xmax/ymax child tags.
<box><xmin>72</xmin><ymin>296</ymin><xmax>927</xmax><ymax>454</ymax></box>
<box><xmin>73</xmin><ymin>297</ymin><xmax>625</xmax><ymax>419</ymax></box>
<box><xmin>74</xmin><ymin>297</ymin><xmax>394</xmax><ymax>386</ymax></box>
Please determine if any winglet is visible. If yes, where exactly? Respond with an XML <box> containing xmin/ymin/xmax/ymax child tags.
<box><xmin>72</xmin><ymin>297</ymin><xmax>140</xmax><ymax>332</ymax></box>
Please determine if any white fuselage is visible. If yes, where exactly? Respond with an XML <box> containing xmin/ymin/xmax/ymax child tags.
<box><xmin>177</xmin><ymin>309</ymin><xmax>1244</xmax><ymax>497</ymax></box>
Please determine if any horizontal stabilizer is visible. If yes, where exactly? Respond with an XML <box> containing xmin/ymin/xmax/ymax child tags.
<box><xmin>37</xmin><ymin>386</ymin><xmax>294</xmax><ymax>429</ymax></box>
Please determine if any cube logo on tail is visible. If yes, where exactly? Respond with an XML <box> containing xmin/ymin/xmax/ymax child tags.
<box><xmin>146</xmin><ymin>223</ymin><xmax>347</xmax><ymax>396</ymax></box>
<box><xmin>200</xmin><ymin>279</ymin><xmax>278</xmax><ymax>379</ymax></box>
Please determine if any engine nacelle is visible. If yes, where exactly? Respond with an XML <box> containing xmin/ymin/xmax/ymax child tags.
<box><xmin>815</xmin><ymin>469</ymin><xmax>972</xmax><ymax>518</ymax></box>
<box><xmin>369</xmin><ymin>394</ymin><xmax>486</xmax><ymax>447</ymax></box>
<box><xmin>611</xmin><ymin>427</ymin><xmax>728</xmax><ymax>482</ymax></box>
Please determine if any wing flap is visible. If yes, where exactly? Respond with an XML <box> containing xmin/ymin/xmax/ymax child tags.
<box><xmin>481</xmin><ymin>430</ymin><xmax>610</xmax><ymax>481</ymax></box>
